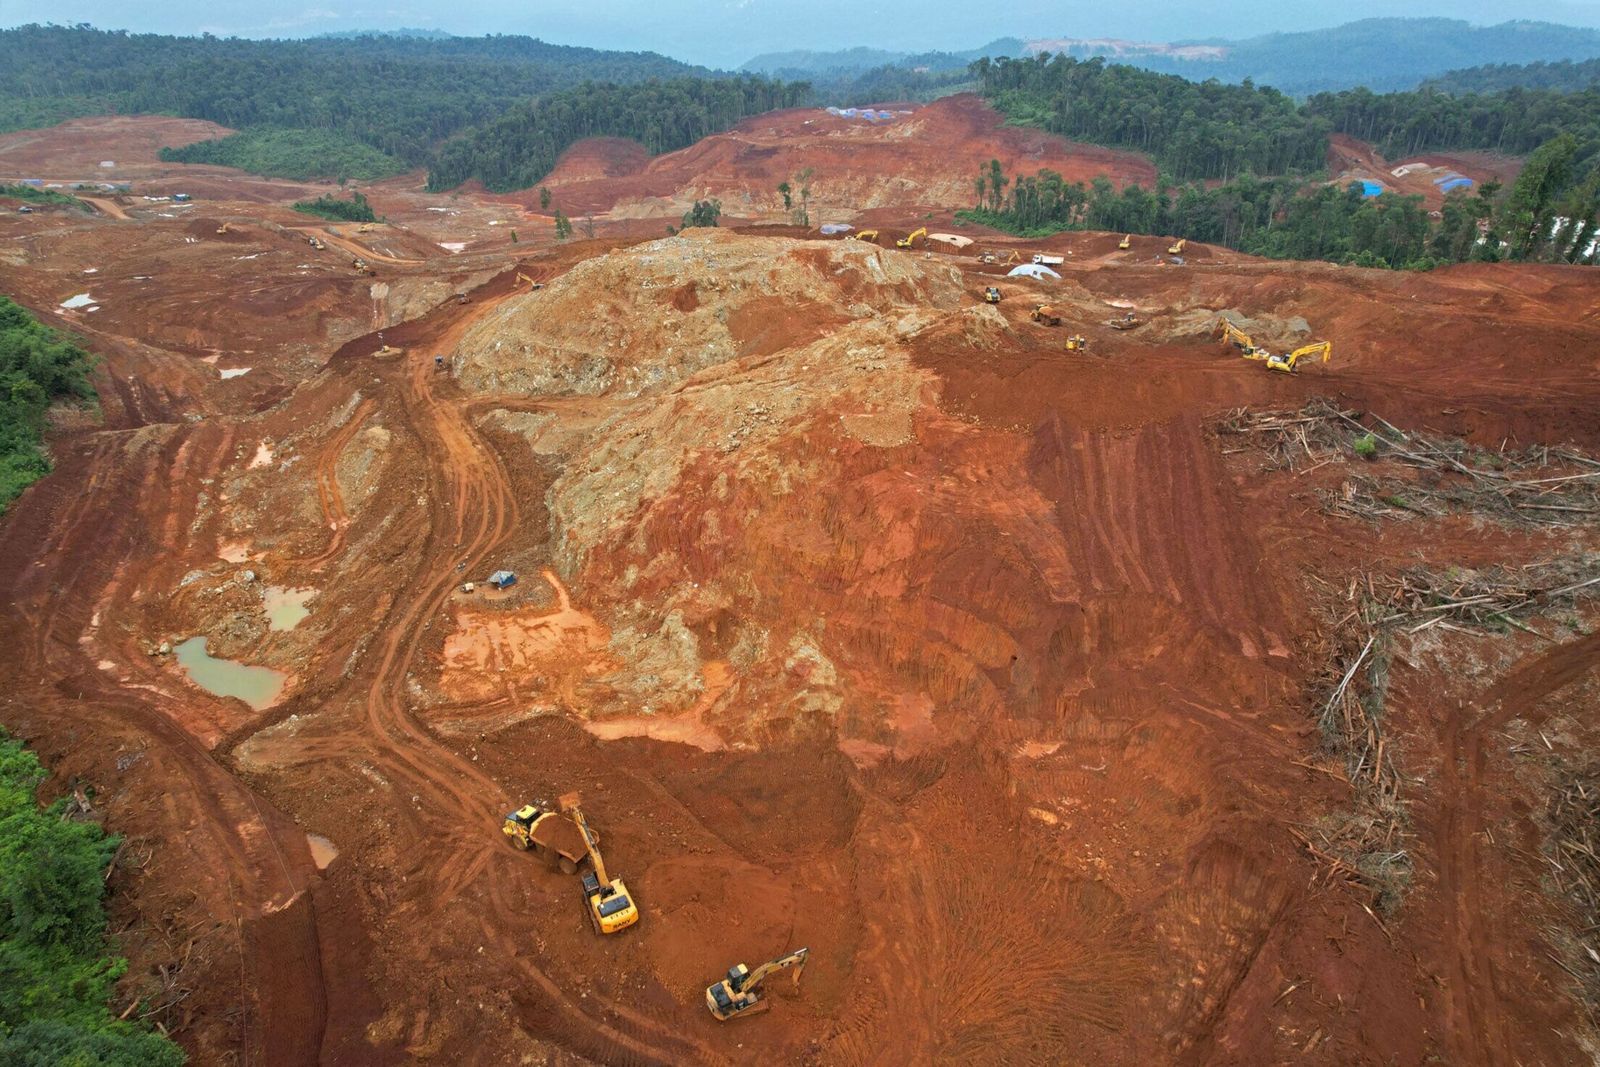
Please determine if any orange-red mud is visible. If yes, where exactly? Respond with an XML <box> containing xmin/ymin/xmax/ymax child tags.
<box><xmin>1</xmin><ymin>109</ymin><xmax>1598</xmax><ymax>1067</ymax></box>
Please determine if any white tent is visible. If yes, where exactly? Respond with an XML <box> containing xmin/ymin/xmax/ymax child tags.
<box><xmin>1007</xmin><ymin>263</ymin><xmax>1061</xmax><ymax>280</ymax></box>
<box><xmin>928</xmin><ymin>233</ymin><xmax>973</xmax><ymax>248</ymax></box>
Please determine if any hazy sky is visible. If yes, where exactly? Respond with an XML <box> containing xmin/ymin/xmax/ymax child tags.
<box><xmin>7</xmin><ymin>0</ymin><xmax>1600</xmax><ymax>68</ymax></box>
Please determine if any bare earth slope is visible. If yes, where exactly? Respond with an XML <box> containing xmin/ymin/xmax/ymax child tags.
<box><xmin>0</xmin><ymin>109</ymin><xmax>1598</xmax><ymax>1067</ymax></box>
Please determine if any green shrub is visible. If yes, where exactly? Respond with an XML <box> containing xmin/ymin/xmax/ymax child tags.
<box><xmin>1353</xmin><ymin>433</ymin><xmax>1378</xmax><ymax>459</ymax></box>
<box><xmin>0</xmin><ymin>730</ymin><xmax>184</xmax><ymax>1063</ymax></box>
<box><xmin>292</xmin><ymin>190</ymin><xmax>377</xmax><ymax>223</ymax></box>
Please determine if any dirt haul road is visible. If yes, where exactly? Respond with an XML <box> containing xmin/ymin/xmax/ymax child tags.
<box><xmin>1</xmin><ymin>173</ymin><xmax>1599</xmax><ymax>1065</ymax></box>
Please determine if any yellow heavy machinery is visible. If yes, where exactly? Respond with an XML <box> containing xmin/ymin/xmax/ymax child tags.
<box><xmin>1263</xmin><ymin>341</ymin><xmax>1331</xmax><ymax>374</ymax></box>
<box><xmin>562</xmin><ymin>795</ymin><xmax>638</xmax><ymax>935</ymax></box>
<box><xmin>1118</xmin><ymin>234</ymin><xmax>1131</xmax><ymax>250</ymax></box>
<box><xmin>1031</xmin><ymin>304</ymin><xmax>1062</xmax><ymax>326</ymax></box>
<box><xmin>896</xmin><ymin>226</ymin><xmax>927</xmax><ymax>249</ymax></box>
<box><xmin>352</xmin><ymin>257</ymin><xmax>375</xmax><ymax>276</ymax></box>
<box><xmin>983</xmin><ymin>287</ymin><xmax>1002</xmax><ymax>304</ymax></box>
<box><xmin>358</xmin><ymin>223</ymin><xmax>374</xmax><ymax>233</ymax></box>
<box><xmin>515</xmin><ymin>271</ymin><xmax>544</xmax><ymax>291</ymax></box>
<box><xmin>1107</xmin><ymin>310</ymin><xmax>1142</xmax><ymax>330</ymax></box>
<box><xmin>308</xmin><ymin>235</ymin><xmax>326</xmax><ymax>250</ymax></box>
<box><xmin>1168</xmin><ymin>238</ymin><xmax>1186</xmax><ymax>255</ymax></box>
<box><xmin>706</xmin><ymin>948</ymin><xmax>810</xmax><ymax>1020</ymax></box>
<box><xmin>215</xmin><ymin>222</ymin><xmax>231</xmax><ymax>235</ymax></box>
<box><xmin>849</xmin><ymin>229</ymin><xmax>880</xmax><ymax>243</ymax></box>
<box><xmin>502</xmin><ymin>801</ymin><xmax>591</xmax><ymax>874</ymax></box>
<box><xmin>1065</xmin><ymin>335</ymin><xmax>1088</xmax><ymax>352</ymax></box>
<box><xmin>1214</xmin><ymin>318</ymin><xmax>1265</xmax><ymax>357</ymax></box>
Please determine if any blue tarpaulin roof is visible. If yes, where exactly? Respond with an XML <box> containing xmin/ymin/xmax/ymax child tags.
<box><xmin>1359</xmin><ymin>180</ymin><xmax>1384</xmax><ymax>198</ymax></box>
<box><xmin>1437</xmin><ymin>177</ymin><xmax>1474</xmax><ymax>192</ymax></box>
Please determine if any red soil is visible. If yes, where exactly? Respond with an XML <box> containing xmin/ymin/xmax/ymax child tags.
<box><xmin>519</xmin><ymin>93</ymin><xmax>1157</xmax><ymax>220</ymax></box>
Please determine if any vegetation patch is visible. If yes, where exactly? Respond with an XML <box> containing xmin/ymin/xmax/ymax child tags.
<box><xmin>0</xmin><ymin>729</ymin><xmax>186</xmax><ymax>1064</ymax></box>
<box><xmin>292</xmin><ymin>191</ymin><xmax>378</xmax><ymax>224</ymax></box>
<box><xmin>0</xmin><ymin>295</ymin><xmax>97</xmax><ymax>513</ymax></box>
<box><xmin>0</xmin><ymin>184</ymin><xmax>91</xmax><ymax>212</ymax></box>
<box><xmin>160</xmin><ymin>128</ymin><xmax>408</xmax><ymax>182</ymax></box>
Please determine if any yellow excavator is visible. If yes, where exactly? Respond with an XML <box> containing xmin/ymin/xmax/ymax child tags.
<box><xmin>562</xmin><ymin>794</ymin><xmax>638</xmax><ymax>935</ymax></box>
<box><xmin>1264</xmin><ymin>341</ymin><xmax>1331</xmax><ymax>374</ymax></box>
<box><xmin>706</xmin><ymin>948</ymin><xmax>810</xmax><ymax>1020</ymax></box>
<box><xmin>849</xmin><ymin>229</ymin><xmax>880</xmax><ymax>243</ymax></box>
<box><xmin>1118</xmin><ymin>234</ymin><xmax>1132</xmax><ymax>250</ymax></box>
<box><xmin>896</xmin><ymin>226</ymin><xmax>928</xmax><ymax>249</ymax></box>
<box><xmin>215</xmin><ymin>222</ymin><xmax>231</xmax><ymax>235</ymax></box>
<box><xmin>1168</xmin><ymin>238</ymin><xmax>1186</xmax><ymax>255</ymax></box>
<box><xmin>515</xmin><ymin>271</ymin><xmax>544</xmax><ymax>291</ymax></box>
<box><xmin>1214</xmin><ymin>318</ymin><xmax>1265</xmax><ymax>357</ymax></box>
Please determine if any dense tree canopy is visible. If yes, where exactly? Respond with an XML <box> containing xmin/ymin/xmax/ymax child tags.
<box><xmin>0</xmin><ymin>296</ymin><xmax>96</xmax><ymax>511</ymax></box>
<box><xmin>0</xmin><ymin>25</ymin><xmax>706</xmax><ymax>168</ymax></box>
<box><xmin>427</xmin><ymin>77</ymin><xmax>809</xmax><ymax>192</ymax></box>
<box><xmin>0</xmin><ymin>730</ymin><xmax>185</xmax><ymax>1064</ymax></box>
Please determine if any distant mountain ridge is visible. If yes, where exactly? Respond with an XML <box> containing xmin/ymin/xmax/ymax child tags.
<box><xmin>1423</xmin><ymin>55</ymin><xmax>1600</xmax><ymax>93</ymax></box>
<box><xmin>745</xmin><ymin>18</ymin><xmax>1600</xmax><ymax>96</ymax></box>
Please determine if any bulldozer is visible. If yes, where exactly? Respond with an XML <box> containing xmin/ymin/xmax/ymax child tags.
<box><xmin>1107</xmin><ymin>310</ymin><xmax>1141</xmax><ymax>330</ymax></box>
<box><xmin>562</xmin><ymin>794</ymin><xmax>638</xmax><ymax>935</ymax></box>
<box><xmin>706</xmin><ymin>948</ymin><xmax>810</xmax><ymax>1020</ymax></box>
<box><xmin>1168</xmin><ymin>238</ymin><xmax>1186</xmax><ymax>255</ymax></box>
<box><xmin>896</xmin><ymin>226</ymin><xmax>928</xmax><ymax>249</ymax></box>
<box><xmin>358</xmin><ymin>223</ymin><xmax>374</xmax><ymax>234</ymax></box>
<box><xmin>1065</xmin><ymin>335</ymin><xmax>1088</xmax><ymax>352</ymax></box>
<box><xmin>307</xmin><ymin>235</ymin><xmax>326</xmax><ymax>251</ymax></box>
<box><xmin>982</xmin><ymin>287</ymin><xmax>1002</xmax><ymax>304</ymax></box>
<box><xmin>1263</xmin><ymin>341</ymin><xmax>1331</xmax><ymax>374</ymax></box>
<box><xmin>848</xmin><ymin>229</ymin><xmax>879</xmax><ymax>243</ymax></box>
<box><xmin>1031</xmin><ymin>304</ymin><xmax>1062</xmax><ymax>326</ymax></box>
<box><xmin>352</xmin><ymin>257</ymin><xmax>375</xmax><ymax>276</ymax></box>
<box><xmin>1118</xmin><ymin>234</ymin><xmax>1132</xmax><ymax>250</ymax></box>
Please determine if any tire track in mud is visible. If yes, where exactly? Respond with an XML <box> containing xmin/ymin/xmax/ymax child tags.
<box><xmin>295</xmin><ymin>270</ymin><xmax>727</xmax><ymax>1063</ymax></box>
<box><xmin>0</xmin><ymin>426</ymin><xmax>329</xmax><ymax>1065</ymax></box>
<box><xmin>1435</xmin><ymin>628</ymin><xmax>1600</xmax><ymax>1064</ymax></box>
<box><xmin>302</xmin><ymin>396</ymin><xmax>376</xmax><ymax>569</ymax></box>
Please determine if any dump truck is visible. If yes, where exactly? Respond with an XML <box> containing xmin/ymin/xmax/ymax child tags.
<box><xmin>1032</xmin><ymin>253</ymin><xmax>1065</xmax><ymax>266</ymax></box>
<box><xmin>1031</xmin><ymin>304</ymin><xmax>1062</xmax><ymax>326</ymax></box>
<box><xmin>502</xmin><ymin>801</ymin><xmax>595</xmax><ymax>874</ymax></box>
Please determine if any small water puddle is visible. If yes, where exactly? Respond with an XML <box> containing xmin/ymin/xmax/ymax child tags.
<box><xmin>263</xmin><ymin>587</ymin><xmax>314</xmax><ymax>631</ymax></box>
<box><xmin>306</xmin><ymin>834</ymin><xmax>339</xmax><ymax>870</ymax></box>
<box><xmin>173</xmin><ymin>636</ymin><xmax>286</xmax><ymax>710</ymax></box>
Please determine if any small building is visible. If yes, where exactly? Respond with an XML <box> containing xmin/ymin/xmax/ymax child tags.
<box><xmin>173</xmin><ymin>193</ymin><xmax>191</xmax><ymax>203</ymax></box>
<box><xmin>20</xmin><ymin>178</ymin><xmax>43</xmax><ymax>188</ymax></box>
<box><xmin>488</xmin><ymin>570</ymin><xmax>517</xmax><ymax>589</ymax></box>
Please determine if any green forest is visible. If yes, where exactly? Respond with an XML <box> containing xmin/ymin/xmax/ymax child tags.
<box><xmin>963</xmin><ymin>134</ymin><xmax>1597</xmax><ymax>268</ymax></box>
<box><xmin>0</xmin><ymin>25</ymin><xmax>705</xmax><ymax>173</ymax></box>
<box><xmin>427</xmin><ymin>77</ymin><xmax>810</xmax><ymax>192</ymax></box>
<box><xmin>974</xmin><ymin>54</ymin><xmax>1600</xmax><ymax>181</ymax></box>
<box><xmin>1424</xmin><ymin>56</ymin><xmax>1600</xmax><ymax>94</ymax></box>
<box><xmin>0</xmin><ymin>729</ymin><xmax>185</xmax><ymax>1064</ymax></box>
<box><xmin>161</xmin><ymin>129</ymin><xmax>409</xmax><ymax>182</ymax></box>
<box><xmin>0</xmin><ymin>296</ymin><xmax>96</xmax><ymax>512</ymax></box>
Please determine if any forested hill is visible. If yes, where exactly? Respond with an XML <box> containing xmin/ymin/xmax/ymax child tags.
<box><xmin>1424</xmin><ymin>57</ymin><xmax>1600</xmax><ymax>94</ymax></box>
<box><xmin>0</xmin><ymin>25</ymin><xmax>706</xmax><ymax>167</ymax></box>
<box><xmin>976</xmin><ymin>55</ymin><xmax>1600</xmax><ymax>182</ymax></box>
<box><xmin>427</xmin><ymin>78</ymin><xmax>810</xmax><ymax>193</ymax></box>
<box><xmin>1114</xmin><ymin>19</ymin><xmax>1600</xmax><ymax>96</ymax></box>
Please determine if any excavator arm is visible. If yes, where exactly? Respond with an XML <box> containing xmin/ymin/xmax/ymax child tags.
<box><xmin>706</xmin><ymin>948</ymin><xmax>810</xmax><ymax>1020</ymax></box>
<box><xmin>1215</xmin><ymin>318</ymin><xmax>1264</xmax><ymax>358</ymax></box>
<box><xmin>1268</xmin><ymin>341</ymin><xmax>1332</xmax><ymax>373</ymax></box>
<box><xmin>740</xmin><ymin>948</ymin><xmax>810</xmax><ymax>992</ymax></box>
